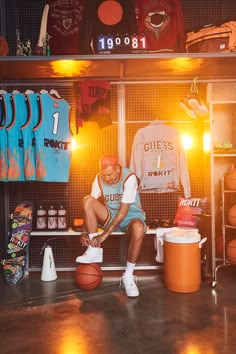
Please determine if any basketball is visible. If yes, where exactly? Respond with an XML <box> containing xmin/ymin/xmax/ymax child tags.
<box><xmin>75</xmin><ymin>263</ymin><xmax>103</xmax><ymax>291</ymax></box>
<box><xmin>226</xmin><ymin>239</ymin><xmax>236</xmax><ymax>263</ymax></box>
<box><xmin>225</xmin><ymin>169</ymin><xmax>236</xmax><ymax>190</ymax></box>
<box><xmin>228</xmin><ymin>205</ymin><xmax>236</xmax><ymax>226</ymax></box>
<box><xmin>98</xmin><ymin>0</ymin><xmax>123</xmax><ymax>25</ymax></box>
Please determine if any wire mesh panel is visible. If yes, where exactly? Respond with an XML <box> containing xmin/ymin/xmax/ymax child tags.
<box><xmin>125</xmin><ymin>82</ymin><xmax>208</xmax><ymax>224</ymax></box>
<box><xmin>6</xmin><ymin>81</ymin><xmax>209</xmax><ymax>268</ymax></box>
<box><xmin>4</xmin><ymin>0</ymin><xmax>234</xmax><ymax>268</ymax></box>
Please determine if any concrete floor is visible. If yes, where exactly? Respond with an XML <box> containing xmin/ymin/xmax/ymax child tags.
<box><xmin>1</xmin><ymin>266</ymin><xmax>236</xmax><ymax>354</ymax></box>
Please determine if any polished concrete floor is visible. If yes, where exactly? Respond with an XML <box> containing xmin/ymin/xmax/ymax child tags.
<box><xmin>1</xmin><ymin>266</ymin><xmax>236</xmax><ymax>354</ymax></box>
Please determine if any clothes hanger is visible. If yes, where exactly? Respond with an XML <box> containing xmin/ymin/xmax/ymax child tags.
<box><xmin>25</xmin><ymin>89</ymin><xmax>34</xmax><ymax>94</ymax></box>
<box><xmin>40</xmin><ymin>89</ymin><xmax>48</xmax><ymax>94</ymax></box>
<box><xmin>12</xmin><ymin>89</ymin><xmax>20</xmax><ymax>94</ymax></box>
<box><xmin>50</xmin><ymin>89</ymin><xmax>61</xmax><ymax>98</ymax></box>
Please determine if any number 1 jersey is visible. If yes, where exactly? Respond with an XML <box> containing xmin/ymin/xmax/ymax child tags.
<box><xmin>34</xmin><ymin>93</ymin><xmax>72</xmax><ymax>182</ymax></box>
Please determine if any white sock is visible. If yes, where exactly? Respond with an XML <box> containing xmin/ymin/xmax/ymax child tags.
<box><xmin>88</xmin><ymin>232</ymin><xmax>98</xmax><ymax>240</ymax></box>
<box><xmin>123</xmin><ymin>261</ymin><xmax>136</xmax><ymax>278</ymax></box>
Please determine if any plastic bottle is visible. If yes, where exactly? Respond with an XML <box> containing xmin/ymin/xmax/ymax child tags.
<box><xmin>36</xmin><ymin>205</ymin><xmax>47</xmax><ymax>230</ymax></box>
<box><xmin>58</xmin><ymin>205</ymin><xmax>67</xmax><ymax>230</ymax></box>
<box><xmin>48</xmin><ymin>205</ymin><xmax>57</xmax><ymax>230</ymax></box>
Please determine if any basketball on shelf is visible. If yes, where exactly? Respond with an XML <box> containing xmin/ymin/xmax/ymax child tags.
<box><xmin>228</xmin><ymin>205</ymin><xmax>236</xmax><ymax>226</ymax></box>
<box><xmin>226</xmin><ymin>239</ymin><xmax>236</xmax><ymax>263</ymax></box>
<box><xmin>225</xmin><ymin>169</ymin><xmax>236</xmax><ymax>190</ymax></box>
<box><xmin>75</xmin><ymin>263</ymin><xmax>103</xmax><ymax>291</ymax></box>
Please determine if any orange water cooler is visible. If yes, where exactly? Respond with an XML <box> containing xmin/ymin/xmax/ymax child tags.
<box><xmin>163</xmin><ymin>229</ymin><xmax>207</xmax><ymax>293</ymax></box>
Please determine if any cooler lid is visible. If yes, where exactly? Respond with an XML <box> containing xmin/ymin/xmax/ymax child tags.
<box><xmin>164</xmin><ymin>229</ymin><xmax>201</xmax><ymax>244</ymax></box>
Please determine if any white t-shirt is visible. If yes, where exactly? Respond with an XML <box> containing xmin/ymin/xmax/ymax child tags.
<box><xmin>91</xmin><ymin>174</ymin><xmax>138</xmax><ymax>203</ymax></box>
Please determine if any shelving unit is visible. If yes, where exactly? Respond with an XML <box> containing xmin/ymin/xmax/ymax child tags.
<box><xmin>212</xmin><ymin>175</ymin><xmax>236</xmax><ymax>287</ymax></box>
<box><xmin>1</xmin><ymin>53</ymin><xmax>236</xmax><ymax>82</ymax></box>
<box><xmin>208</xmin><ymin>83</ymin><xmax>236</xmax><ymax>281</ymax></box>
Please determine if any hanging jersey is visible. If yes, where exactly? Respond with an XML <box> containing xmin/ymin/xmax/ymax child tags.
<box><xmin>130</xmin><ymin>120</ymin><xmax>191</xmax><ymax>198</ymax></box>
<box><xmin>7</xmin><ymin>93</ymin><xmax>27</xmax><ymax>181</ymax></box>
<box><xmin>97</xmin><ymin>166</ymin><xmax>145</xmax><ymax>220</ymax></box>
<box><xmin>79</xmin><ymin>0</ymin><xmax>137</xmax><ymax>54</ymax></box>
<box><xmin>78</xmin><ymin>80</ymin><xmax>111</xmax><ymax>128</ymax></box>
<box><xmin>0</xmin><ymin>94</ymin><xmax>11</xmax><ymax>181</ymax></box>
<box><xmin>21</xmin><ymin>93</ymin><xmax>40</xmax><ymax>181</ymax></box>
<box><xmin>34</xmin><ymin>93</ymin><xmax>72</xmax><ymax>182</ymax></box>
<box><xmin>134</xmin><ymin>0</ymin><xmax>186</xmax><ymax>53</ymax></box>
<box><xmin>46</xmin><ymin>0</ymin><xmax>87</xmax><ymax>54</ymax></box>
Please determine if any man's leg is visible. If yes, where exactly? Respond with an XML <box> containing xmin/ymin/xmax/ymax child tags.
<box><xmin>83</xmin><ymin>195</ymin><xmax>108</xmax><ymax>233</ymax></box>
<box><xmin>121</xmin><ymin>219</ymin><xmax>146</xmax><ymax>297</ymax></box>
<box><xmin>76</xmin><ymin>196</ymin><xmax>108</xmax><ymax>263</ymax></box>
<box><xmin>127</xmin><ymin>218</ymin><xmax>146</xmax><ymax>264</ymax></box>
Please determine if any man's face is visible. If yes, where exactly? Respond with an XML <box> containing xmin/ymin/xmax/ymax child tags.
<box><xmin>101</xmin><ymin>165</ymin><xmax>120</xmax><ymax>184</ymax></box>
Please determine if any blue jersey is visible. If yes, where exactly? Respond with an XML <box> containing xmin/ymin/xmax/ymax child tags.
<box><xmin>21</xmin><ymin>93</ymin><xmax>40</xmax><ymax>180</ymax></box>
<box><xmin>98</xmin><ymin>167</ymin><xmax>146</xmax><ymax>231</ymax></box>
<box><xmin>7</xmin><ymin>93</ymin><xmax>28</xmax><ymax>181</ymax></box>
<box><xmin>0</xmin><ymin>94</ymin><xmax>11</xmax><ymax>181</ymax></box>
<box><xmin>34</xmin><ymin>93</ymin><xmax>72</xmax><ymax>182</ymax></box>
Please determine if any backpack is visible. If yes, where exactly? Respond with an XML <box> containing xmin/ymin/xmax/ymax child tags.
<box><xmin>186</xmin><ymin>21</ymin><xmax>236</xmax><ymax>53</ymax></box>
<box><xmin>134</xmin><ymin>0</ymin><xmax>186</xmax><ymax>53</ymax></box>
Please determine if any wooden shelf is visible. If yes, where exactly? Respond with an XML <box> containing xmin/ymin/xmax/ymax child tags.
<box><xmin>1</xmin><ymin>53</ymin><xmax>236</xmax><ymax>82</ymax></box>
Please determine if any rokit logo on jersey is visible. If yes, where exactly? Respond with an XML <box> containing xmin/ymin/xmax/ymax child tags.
<box><xmin>144</xmin><ymin>140</ymin><xmax>174</xmax><ymax>152</ymax></box>
<box><xmin>148</xmin><ymin>169</ymin><xmax>173</xmax><ymax>177</ymax></box>
<box><xmin>105</xmin><ymin>193</ymin><xmax>122</xmax><ymax>203</ymax></box>
<box><xmin>44</xmin><ymin>138</ymin><xmax>71</xmax><ymax>150</ymax></box>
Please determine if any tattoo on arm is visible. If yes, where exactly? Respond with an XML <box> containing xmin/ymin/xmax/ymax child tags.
<box><xmin>104</xmin><ymin>203</ymin><xmax>130</xmax><ymax>236</ymax></box>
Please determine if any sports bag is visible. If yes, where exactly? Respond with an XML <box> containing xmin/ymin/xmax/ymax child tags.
<box><xmin>186</xmin><ymin>21</ymin><xmax>236</xmax><ymax>53</ymax></box>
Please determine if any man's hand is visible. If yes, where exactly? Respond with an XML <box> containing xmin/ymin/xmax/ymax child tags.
<box><xmin>90</xmin><ymin>233</ymin><xmax>108</xmax><ymax>247</ymax></box>
<box><xmin>80</xmin><ymin>233</ymin><xmax>90</xmax><ymax>246</ymax></box>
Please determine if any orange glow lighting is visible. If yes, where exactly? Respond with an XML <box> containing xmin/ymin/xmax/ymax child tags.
<box><xmin>181</xmin><ymin>134</ymin><xmax>193</xmax><ymax>150</ymax></box>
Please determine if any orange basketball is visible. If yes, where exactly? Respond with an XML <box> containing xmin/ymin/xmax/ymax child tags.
<box><xmin>225</xmin><ymin>169</ymin><xmax>236</xmax><ymax>190</ymax></box>
<box><xmin>227</xmin><ymin>239</ymin><xmax>236</xmax><ymax>263</ymax></box>
<box><xmin>228</xmin><ymin>205</ymin><xmax>236</xmax><ymax>226</ymax></box>
<box><xmin>98</xmin><ymin>0</ymin><xmax>123</xmax><ymax>25</ymax></box>
<box><xmin>75</xmin><ymin>263</ymin><xmax>103</xmax><ymax>290</ymax></box>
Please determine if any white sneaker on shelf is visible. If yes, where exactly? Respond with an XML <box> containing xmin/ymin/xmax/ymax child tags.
<box><xmin>120</xmin><ymin>275</ymin><xmax>139</xmax><ymax>297</ymax></box>
<box><xmin>75</xmin><ymin>246</ymin><xmax>103</xmax><ymax>263</ymax></box>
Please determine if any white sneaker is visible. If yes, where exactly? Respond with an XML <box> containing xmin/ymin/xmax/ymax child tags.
<box><xmin>120</xmin><ymin>275</ymin><xmax>139</xmax><ymax>297</ymax></box>
<box><xmin>75</xmin><ymin>246</ymin><xmax>103</xmax><ymax>263</ymax></box>
<box><xmin>179</xmin><ymin>99</ymin><xmax>197</xmax><ymax>119</ymax></box>
<box><xmin>188</xmin><ymin>97</ymin><xmax>208</xmax><ymax>116</ymax></box>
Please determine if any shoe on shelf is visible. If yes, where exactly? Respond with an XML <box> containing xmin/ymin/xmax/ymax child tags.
<box><xmin>120</xmin><ymin>275</ymin><xmax>139</xmax><ymax>297</ymax></box>
<box><xmin>75</xmin><ymin>246</ymin><xmax>103</xmax><ymax>263</ymax></box>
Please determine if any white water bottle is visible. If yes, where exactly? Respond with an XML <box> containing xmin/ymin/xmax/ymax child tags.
<box><xmin>48</xmin><ymin>205</ymin><xmax>57</xmax><ymax>230</ymax></box>
<box><xmin>58</xmin><ymin>205</ymin><xmax>67</xmax><ymax>230</ymax></box>
<box><xmin>36</xmin><ymin>206</ymin><xmax>47</xmax><ymax>230</ymax></box>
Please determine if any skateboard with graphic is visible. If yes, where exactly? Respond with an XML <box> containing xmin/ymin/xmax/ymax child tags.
<box><xmin>1</xmin><ymin>202</ymin><xmax>33</xmax><ymax>285</ymax></box>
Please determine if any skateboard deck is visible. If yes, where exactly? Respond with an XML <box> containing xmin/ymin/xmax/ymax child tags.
<box><xmin>1</xmin><ymin>201</ymin><xmax>33</xmax><ymax>285</ymax></box>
